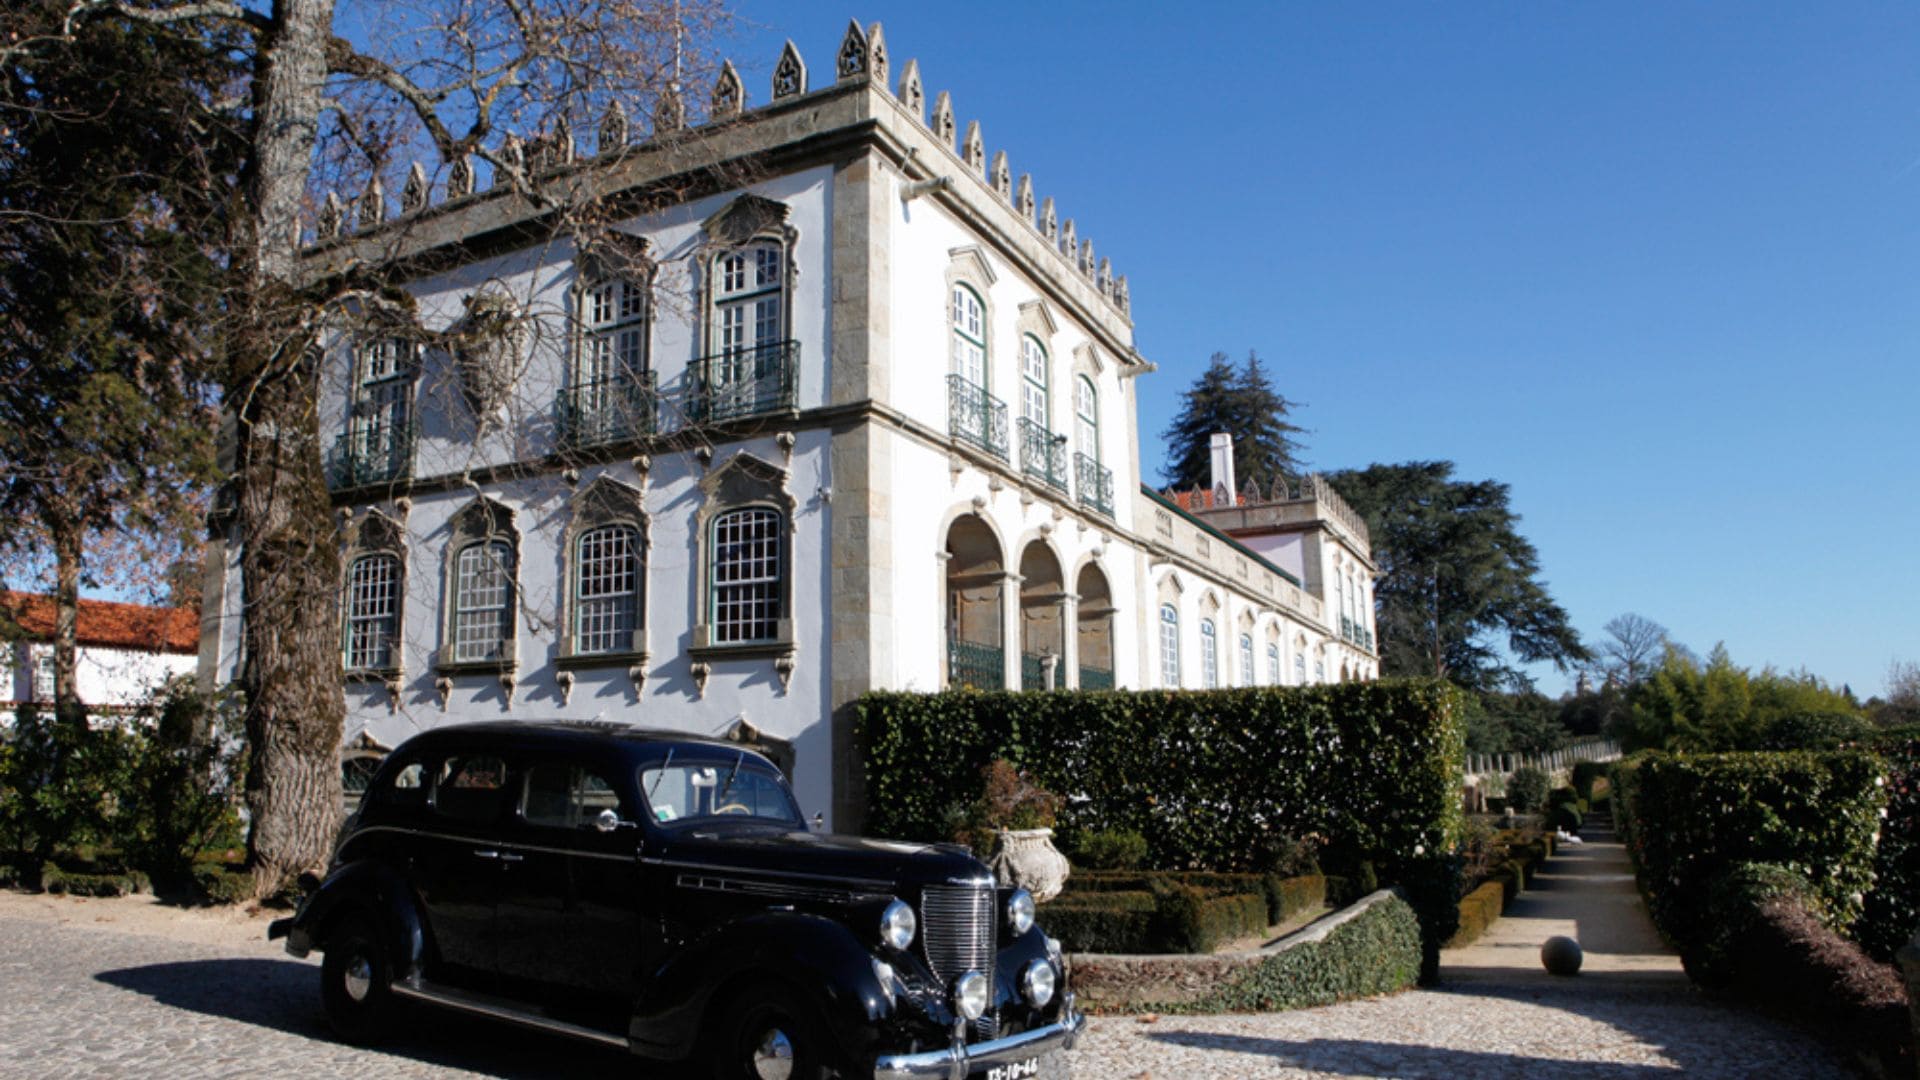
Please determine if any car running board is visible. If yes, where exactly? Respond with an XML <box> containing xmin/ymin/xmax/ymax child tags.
<box><xmin>390</xmin><ymin>979</ymin><xmax>629</xmax><ymax>1050</ymax></box>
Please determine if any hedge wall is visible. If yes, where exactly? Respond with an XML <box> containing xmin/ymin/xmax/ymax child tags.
<box><xmin>1611</xmin><ymin>750</ymin><xmax>1887</xmax><ymax>973</ymax></box>
<box><xmin>856</xmin><ymin>681</ymin><xmax>1465</xmax><ymax>875</ymax></box>
<box><xmin>1148</xmin><ymin>891</ymin><xmax>1423</xmax><ymax>1013</ymax></box>
<box><xmin>1048</xmin><ymin>872</ymin><xmax>1329</xmax><ymax>955</ymax></box>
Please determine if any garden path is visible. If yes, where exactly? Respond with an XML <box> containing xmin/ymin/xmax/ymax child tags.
<box><xmin>1074</xmin><ymin>816</ymin><xmax>1857</xmax><ymax>1078</ymax></box>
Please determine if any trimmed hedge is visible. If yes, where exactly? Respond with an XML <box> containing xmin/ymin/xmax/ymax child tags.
<box><xmin>1612</xmin><ymin>751</ymin><xmax>1887</xmax><ymax>975</ymax></box>
<box><xmin>1146</xmin><ymin>891</ymin><xmax>1423</xmax><ymax>1013</ymax></box>
<box><xmin>1571</xmin><ymin>760</ymin><xmax>1607</xmax><ymax>804</ymax></box>
<box><xmin>1450</xmin><ymin>880</ymin><xmax>1505</xmax><ymax>947</ymax></box>
<box><xmin>1049</xmin><ymin>871</ymin><xmax>1328</xmax><ymax>954</ymax></box>
<box><xmin>856</xmin><ymin>682</ymin><xmax>1465</xmax><ymax>875</ymax></box>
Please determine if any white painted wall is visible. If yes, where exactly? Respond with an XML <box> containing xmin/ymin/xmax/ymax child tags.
<box><xmin>8</xmin><ymin>642</ymin><xmax>194</xmax><ymax>709</ymax></box>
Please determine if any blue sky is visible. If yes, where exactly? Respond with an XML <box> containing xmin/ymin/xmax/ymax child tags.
<box><xmin>735</xmin><ymin>2</ymin><xmax>1920</xmax><ymax>698</ymax></box>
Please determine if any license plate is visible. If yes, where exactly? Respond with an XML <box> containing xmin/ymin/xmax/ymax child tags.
<box><xmin>976</xmin><ymin>1057</ymin><xmax>1041</xmax><ymax>1080</ymax></box>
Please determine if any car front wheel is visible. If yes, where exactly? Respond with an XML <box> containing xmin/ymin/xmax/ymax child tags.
<box><xmin>320</xmin><ymin>915</ymin><xmax>397</xmax><ymax>1044</ymax></box>
<box><xmin>713</xmin><ymin>987</ymin><xmax>835</xmax><ymax>1080</ymax></box>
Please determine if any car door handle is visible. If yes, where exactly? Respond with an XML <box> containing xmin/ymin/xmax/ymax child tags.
<box><xmin>472</xmin><ymin>849</ymin><xmax>501</xmax><ymax>860</ymax></box>
<box><xmin>497</xmin><ymin>853</ymin><xmax>524</xmax><ymax>864</ymax></box>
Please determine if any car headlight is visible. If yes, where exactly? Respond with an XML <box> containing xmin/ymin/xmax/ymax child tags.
<box><xmin>880</xmin><ymin>898</ymin><xmax>916</xmax><ymax>951</ymax></box>
<box><xmin>953</xmin><ymin>970</ymin><xmax>990</xmax><ymax>1020</ymax></box>
<box><xmin>1007</xmin><ymin>888</ymin><xmax>1036</xmax><ymax>937</ymax></box>
<box><xmin>1022</xmin><ymin>958</ymin><xmax>1056</xmax><ymax>1008</ymax></box>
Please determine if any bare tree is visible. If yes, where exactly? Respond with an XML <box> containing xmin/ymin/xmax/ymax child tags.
<box><xmin>1591</xmin><ymin>613</ymin><xmax>1670</xmax><ymax>688</ymax></box>
<box><xmin>57</xmin><ymin>0</ymin><xmax>735</xmax><ymax>896</ymax></box>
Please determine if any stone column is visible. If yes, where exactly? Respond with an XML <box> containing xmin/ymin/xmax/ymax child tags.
<box><xmin>1057</xmin><ymin>592</ymin><xmax>1079</xmax><ymax>689</ymax></box>
<box><xmin>1000</xmin><ymin>571</ymin><xmax>1023</xmax><ymax>689</ymax></box>
<box><xmin>933</xmin><ymin>550</ymin><xmax>952</xmax><ymax>688</ymax></box>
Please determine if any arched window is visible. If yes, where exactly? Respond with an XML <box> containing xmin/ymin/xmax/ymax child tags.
<box><xmin>1200</xmin><ymin>619</ymin><xmax>1219</xmax><ymax>689</ymax></box>
<box><xmin>1238</xmin><ymin>633</ymin><xmax>1254</xmax><ymax>688</ymax></box>
<box><xmin>452</xmin><ymin>541</ymin><xmax>514</xmax><ymax>663</ymax></box>
<box><xmin>710</xmin><ymin>507</ymin><xmax>784</xmax><ymax>644</ymax></box>
<box><xmin>1074</xmin><ymin>376</ymin><xmax>1098</xmax><ymax>461</ymax></box>
<box><xmin>344</xmin><ymin>553</ymin><xmax>400</xmax><ymax>671</ymax></box>
<box><xmin>1159</xmin><ymin>604</ymin><xmax>1180</xmax><ymax>688</ymax></box>
<box><xmin>572</xmin><ymin>524</ymin><xmax>640</xmax><ymax>655</ymax></box>
<box><xmin>950</xmin><ymin>284</ymin><xmax>986</xmax><ymax>387</ymax></box>
<box><xmin>1295</xmin><ymin>651</ymin><xmax>1307</xmax><ymax>685</ymax></box>
<box><xmin>1267</xmin><ymin>642</ymin><xmax>1281</xmax><ymax>686</ymax></box>
<box><xmin>1020</xmin><ymin>335</ymin><xmax>1048</xmax><ymax>426</ymax></box>
<box><xmin>1315</xmin><ymin>658</ymin><xmax>1326</xmax><ymax>684</ymax></box>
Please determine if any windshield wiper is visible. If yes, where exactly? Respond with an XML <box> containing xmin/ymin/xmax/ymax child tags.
<box><xmin>647</xmin><ymin>747</ymin><xmax>674</xmax><ymax>798</ymax></box>
<box><xmin>720</xmin><ymin>750</ymin><xmax>744</xmax><ymax>798</ymax></box>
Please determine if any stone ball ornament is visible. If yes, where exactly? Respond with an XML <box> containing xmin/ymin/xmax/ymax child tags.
<box><xmin>1541</xmin><ymin>935</ymin><xmax>1584</xmax><ymax>975</ymax></box>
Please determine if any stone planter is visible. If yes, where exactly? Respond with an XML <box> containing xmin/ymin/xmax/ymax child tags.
<box><xmin>987</xmin><ymin>827</ymin><xmax>1071</xmax><ymax>902</ymax></box>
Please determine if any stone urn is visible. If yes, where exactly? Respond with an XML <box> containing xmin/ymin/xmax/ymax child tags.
<box><xmin>987</xmin><ymin>827</ymin><xmax>1071</xmax><ymax>902</ymax></box>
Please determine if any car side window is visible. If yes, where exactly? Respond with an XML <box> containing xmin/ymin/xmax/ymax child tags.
<box><xmin>433</xmin><ymin>753</ymin><xmax>509</xmax><ymax>824</ymax></box>
<box><xmin>368</xmin><ymin>756</ymin><xmax>430</xmax><ymax>810</ymax></box>
<box><xmin>522</xmin><ymin>762</ymin><xmax>622</xmax><ymax>829</ymax></box>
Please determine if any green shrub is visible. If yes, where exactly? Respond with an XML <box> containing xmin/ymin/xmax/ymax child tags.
<box><xmin>42</xmin><ymin>859</ymin><xmax>149</xmax><ymax>897</ymax></box>
<box><xmin>1547</xmin><ymin>785</ymin><xmax>1580</xmax><ymax>809</ymax></box>
<box><xmin>121</xmin><ymin>683</ymin><xmax>246</xmax><ymax>889</ymax></box>
<box><xmin>1072</xmin><ymin>829</ymin><xmax>1148</xmax><ymax>871</ymax></box>
<box><xmin>1148</xmin><ymin>892</ymin><xmax>1422</xmax><ymax>1012</ymax></box>
<box><xmin>1505</xmin><ymin>766</ymin><xmax>1550</xmax><ymax>814</ymax></box>
<box><xmin>1546</xmin><ymin>804</ymin><xmax>1583</xmax><ymax>833</ymax></box>
<box><xmin>1760</xmin><ymin>711</ymin><xmax>1875</xmax><ymax>751</ymax></box>
<box><xmin>0</xmin><ymin>705</ymin><xmax>141</xmax><ymax>886</ymax></box>
<box><xmin>190</xmin><ymin>862</ymin><xmax>257</xmax><ymax>906</ymax></box>
<box><xmin>1612</xmin><ymin>751</ymin><xmax>1886</xmax><ymax>969</ymax></box>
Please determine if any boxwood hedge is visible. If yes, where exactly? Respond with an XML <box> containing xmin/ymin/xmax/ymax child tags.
<box><xmin>855</xmin><ymin>681</ymin><xmax>1465</xmax><ymax>877</ymax></box>
<box><xmin>1148</xmin><ymin>891</ymin><xmax>1423</xmax><ymax>1013</ymax></box>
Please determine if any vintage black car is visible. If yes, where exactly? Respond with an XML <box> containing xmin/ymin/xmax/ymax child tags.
<box><xmin>270</xmin><ymin>721</ymin><xmax>1082</xmax><ymax>1078</ymax></box>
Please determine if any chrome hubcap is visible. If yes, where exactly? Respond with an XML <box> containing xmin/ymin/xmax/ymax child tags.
<box><xmin>343</xmin><ymin>954</ymin><xmax>373</xmax><ymax>1003</ymax></box>
<box><xmin>750</xmin><ymin>1027</ymin><xmax>793</xmax><ymax>1080</ymax></box>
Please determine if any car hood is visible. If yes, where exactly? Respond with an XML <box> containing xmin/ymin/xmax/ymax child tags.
<box><xmin>653</xmin><ymin>826</ymin><xmax>994</xmax><ymax>892</ymax></box>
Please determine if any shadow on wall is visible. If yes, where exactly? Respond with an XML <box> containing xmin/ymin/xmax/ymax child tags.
<box><xmin>94</xmin><ymin>959</ymin><xmax>648</xmax><ymax>1078</ymax></box>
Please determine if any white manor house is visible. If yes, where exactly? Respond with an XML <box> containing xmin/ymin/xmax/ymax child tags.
<box><xmin>200</xmin><ymin>21</ymin><xmax>1378</xmax><ymax>826</ymax></box>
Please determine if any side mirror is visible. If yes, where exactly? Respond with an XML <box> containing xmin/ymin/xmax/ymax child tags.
<box><xmin>592</xmin><ymin>808</ymin><xmax>629</xmax><ymax>833</ymax></box>
<box><xmin>811</xmin><ymin>812</ymin><xmax>825</xmax><ymax>832</ymax></box>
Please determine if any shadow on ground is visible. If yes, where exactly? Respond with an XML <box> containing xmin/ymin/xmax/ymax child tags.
<box><xmin>1148</xmin><ymin>1031</ymin><xmax>1677</xmax><ymax>1080</ymax></box>
<box><xmin>95</xmin><ymin>958</ymin><xmax>684</xmax><ymax>1078</ymax></box>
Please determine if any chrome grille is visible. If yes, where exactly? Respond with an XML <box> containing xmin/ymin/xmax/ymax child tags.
<box><xmin>920</xmin><ymin>883</ymin><xmax>997</xmax><ymax>1040</ymax></box>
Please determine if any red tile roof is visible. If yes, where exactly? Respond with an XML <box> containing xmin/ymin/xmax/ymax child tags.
<box><xmin>0</xmin><ymin>592</ymin><xmax>199</xmax><ymax>654</ymax></box>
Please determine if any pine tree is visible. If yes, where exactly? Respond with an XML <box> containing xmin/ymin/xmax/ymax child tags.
<box><xmin>1159</xmin><ymin>351</ymin><xmax>1307</xmax><ymax>491</ymax></box>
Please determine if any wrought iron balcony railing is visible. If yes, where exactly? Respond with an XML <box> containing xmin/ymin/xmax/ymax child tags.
<box><xmin>687</xmin><ymin>340</ymin><xmax>799</xmax><ymax>424</ymax></box>
<box><xmin>947</xmin><ymin>375</ymin><xmax>1008</xmax><ymax>462</ymax></box>
<box><xmin>1074</xmin><ymin>452</ymin><xmax>1114</xmax><ymax>517</ymax></box>
<box><xmin>1021</xmin><ymin>651</ymin><xmax>1048</xmax><ymax>691</ymax></box>
<box><xmin>329</xmin><ymin>421</ymin><xmax>415</xmax><ymax>489</ymax></box>
<box><xmin>948</xmin><ymin>638</ymin><xmax>1003</xmax><ymax>690</ymax></box>
<box><xmin>558</xmin><ymin>371</ymin><xmax>657</xmax><ymax>449</ymax></box>
<box><xmin>1079</xmin><ymin>665</ymin><xmax>1114</xmax><ymax>690</ymax></box>
<box><xmin>1017</xmin><ymin>418</ymin><xmax>1069</xmax><ymax>493</ymax></box>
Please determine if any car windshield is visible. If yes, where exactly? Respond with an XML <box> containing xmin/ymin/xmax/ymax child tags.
<box><xmin>639</xmin><ymin>752</ymin><xmax>802</xmax><ymax>827</ymax></box>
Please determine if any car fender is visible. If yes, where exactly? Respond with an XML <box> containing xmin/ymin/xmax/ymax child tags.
<box><xmin>283</xmin><ymin>859</ymin><xmax>428</xmax><ymax>981</ymax></box>
<box><xmin>630</xmin><ymin>910</ymin><xmax>893</xmax><ymax>1061</ymax></box>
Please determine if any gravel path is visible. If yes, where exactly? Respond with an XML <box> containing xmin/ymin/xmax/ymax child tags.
<box><xmin>0</xmin><ymin>827</ymin><xmax>1860</xmax><ymax>1078</ymax></box>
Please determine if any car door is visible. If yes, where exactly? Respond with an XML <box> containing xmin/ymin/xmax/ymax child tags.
<box><xmin>493</xmin><ymin>759</ymin><xmax>579</xmax><ymax>996</ymax></box>
<box><xmin>416</xmin><ymin>750</ymin><xmax>514</xmax><ymax>985</ymax></box>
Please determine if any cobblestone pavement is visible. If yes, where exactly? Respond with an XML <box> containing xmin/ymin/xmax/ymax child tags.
<box><xmin>0</xmin><ymin>825</ymin><xmax>1861</xmax><ymax>1079</ymax></box>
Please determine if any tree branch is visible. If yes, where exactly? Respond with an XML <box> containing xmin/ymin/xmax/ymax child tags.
<box><xmin>65</xmin><ymin>0</ymin><xmax>271</xmax><ymax>35</ymax></box>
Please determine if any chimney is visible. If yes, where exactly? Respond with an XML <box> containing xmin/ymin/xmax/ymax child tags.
<box><xmin>1209</xmin><ymin>432</ymin><xmax>1236</xmax><ymax>506</ymax></box>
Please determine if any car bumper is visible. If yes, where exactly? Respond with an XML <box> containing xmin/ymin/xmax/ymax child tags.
<box><xmin>873</xmin><ymin>996</ymin><xmax>1084</xmax><ymax>1080</ymax></box>
<box><xmin>267</xmin><ymin>916</ymin><xmax>313</xmax><ymax>958</ymax></box>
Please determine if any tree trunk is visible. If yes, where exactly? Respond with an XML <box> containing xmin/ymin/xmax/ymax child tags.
<box><xmin>235</xmin><ymin>0</ymin><xmax>346</xmax><ymax>897</ymax></box>
<box><xmin>50</xmin><ymin>512</ymin><xmax>85</xmax><ymax>727</ymax></box>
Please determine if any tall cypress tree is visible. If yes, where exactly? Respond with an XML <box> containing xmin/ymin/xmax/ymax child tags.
<box><xmin>1159</xmin><ymin>350</ymin><xmax>1307</xmax><ymax>491</ymax></box>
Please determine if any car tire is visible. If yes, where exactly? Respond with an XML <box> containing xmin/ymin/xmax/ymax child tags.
<box><xmin>321</xmin><ymin>914</ymin><xmax>398</xmax><ymax>1044</ymax></box>
<box><xmin>711</xmin><ymin>985</ymin><xmax>836</xmax><ymax>1080</ymax></box>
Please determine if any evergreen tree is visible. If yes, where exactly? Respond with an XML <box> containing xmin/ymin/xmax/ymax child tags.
<box><xmin>1160</xmin><ymin>350</ymin><xmax>1307</xmax><ymax>491</ymax></box>
<box><xmin>1326</xmin><ymin>461</ymin><xmax>1588</xmax><ymax>691</ymax></box>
